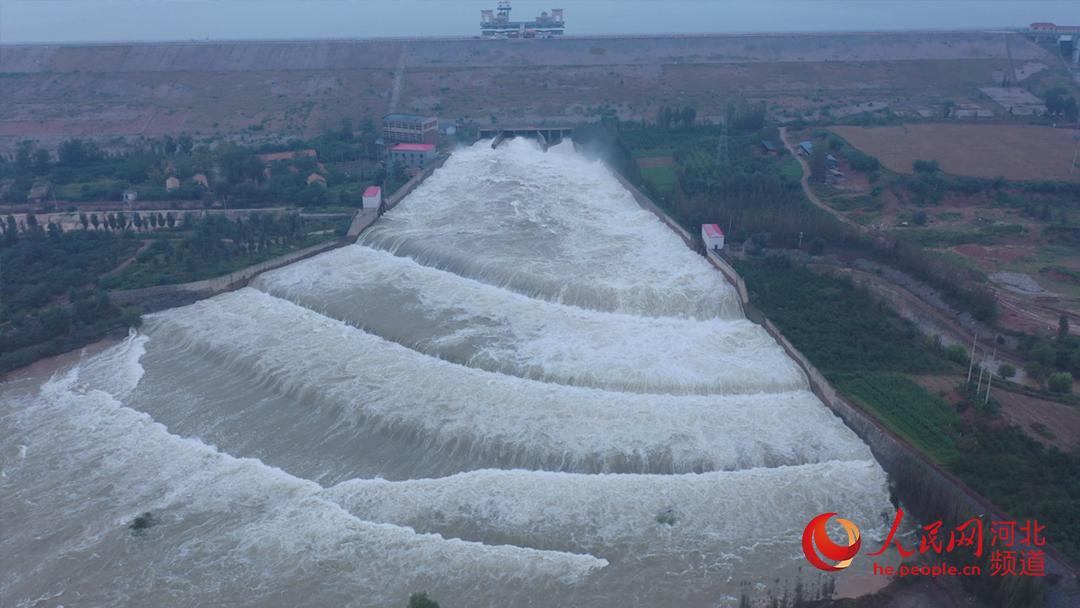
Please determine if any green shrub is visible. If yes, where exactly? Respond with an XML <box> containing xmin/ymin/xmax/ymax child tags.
<box><xmin>408</xmin><ymin>593</ymin><xmax>440</xmax><ymax>608</ymax></box>
<box><xmin>1048</xmin><ymin>372</ymin><xmax>1073</xmax><ymax>394</ymax></box>
<box><xmin>945</xmin><ymin>344</ymin><xmax>968</xmax><ymax>365</ymax></box>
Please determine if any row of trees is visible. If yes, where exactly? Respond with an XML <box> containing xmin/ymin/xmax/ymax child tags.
<box><xmin>1</xmin><ymin>211</ymin><xmax>180</xmax><ymax>246</ymax></box>
<box><xmin>1043</xmin><ymin>88</ymin><xmax>1079</xmax><ymax>121</ymax></box>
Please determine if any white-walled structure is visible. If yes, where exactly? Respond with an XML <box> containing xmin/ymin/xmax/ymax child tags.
<box><xmin>702</xmin><ymin>224</ymin><xmax>725</xmax><ymax>251</ymax></box>
<box><xmin>363</xmin><ymin>186</ymin><xmax>382</xmax><ymax>210</ymax></box>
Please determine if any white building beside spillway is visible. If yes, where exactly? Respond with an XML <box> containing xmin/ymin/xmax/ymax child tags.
<box><xmin>702</xmin><ymin>224</ymin><xmax>725</xmax><ymax>251</ymax></box>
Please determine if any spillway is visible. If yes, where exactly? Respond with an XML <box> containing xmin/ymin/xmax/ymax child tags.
<box><xmin>1</xmin><ymin>138</ymin><xmax>901</xmax><ymax>607</ymax></box>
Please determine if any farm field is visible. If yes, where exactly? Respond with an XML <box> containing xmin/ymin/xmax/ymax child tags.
<box><xmin>830</xmin><ymin>123</ymin><xmax>1080</xmax><ymax>182</ymax></box>
<box><xmin>831</xmin><ymin>371</ymin><xmax>962</xmax><ymax>464</ymax></box>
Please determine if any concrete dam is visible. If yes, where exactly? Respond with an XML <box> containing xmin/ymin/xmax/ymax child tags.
<box><xmin>0</xmin><ymin>139</ymin><xmax>902</xmax><ymax>606</ymax></box>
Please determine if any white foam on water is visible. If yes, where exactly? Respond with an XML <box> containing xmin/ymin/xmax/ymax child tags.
<box><xmin>253</xmin><ymin>245</ymin><xmax>805</xmax><ymax>396</ymax></box>
<box><xmin>323</xmin><ymin>463</ymin><xmax>895</xmax><ymax>555</ymax></box>
<box><xmin>360</xmin><ymin>138</ymin><xmax>742</xmax><ymax>319</ymax></box>
<box><xmin>143</xmin><ymin>288</ymin><xmax>874</xmax><ymax>473</ymax></box>
<box><xmin>1</xmin><ymin>139</ymin><xmax>902</xmax><ymax>607</ymax></box>
<box><xmin>0</xmin><ymin>339</ymin><xmax>606</xmax><ymax>608</ymax></box>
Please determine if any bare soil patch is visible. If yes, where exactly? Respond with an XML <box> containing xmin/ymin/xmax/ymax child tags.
<box><xmin>830</xmin><ymin>124</ymin><xmax>1080</xmax><ymax>182</ymax></box>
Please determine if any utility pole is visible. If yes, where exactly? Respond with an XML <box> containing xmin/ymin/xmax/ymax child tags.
<box><xmin>976</xmin><ymin>355</ymin><xmax>985</xmax><ymax>393</ymax></box>
<box><xmin>966</xmin><ymin>334</ymin><xmax>978</xmax><ymax>384</ymax></box>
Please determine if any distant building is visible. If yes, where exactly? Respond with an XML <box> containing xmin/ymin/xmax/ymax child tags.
<box><xmin>798</xmin><ymin>141</ymin><xmax>814</xmax><ymax>156</ymax></box>
<box><xmin>826</xmin><ymin>154</ymin><xmax>839</xmax><ymax>170</ymax></box>
<box><xmin>760</xmin><ymin>139</ymin><xmax>778</xmax><ymax>155</ymax></box>
<box><xmin>192</xmin><ymin>173</ymin><xmax>210</xmax><ymax>189</ymax></box>
<box><xmin>306</xmin><ymin>173</ymin><xmax>327</xmax><ymax>187</ymax></box>
<box><xmin>362</xmin><ymin>186</ymin><xmax>382</xmax><ymax>210</ymax></box>
<box><xmin>481</xmin><ymin>2</ymin><xmax>565</xmax><ymax>39</ymax></box>
<box><xmin>258</xmin><ymin>149</ymin><xmax>317</xmax><ymax>164</ymax></box>
<box><xmin>390</xmin><ymin>143</ymin><xmax>437</xmax><ymax>171</ymax></box>
<box><xmin>1030</xmin><ymin>22</ymin><xmax>1080</xmax><ymax>35</ymax></box>
<box><xmin>165</xmin><ymin>176</ymin><xmax>180</xmax><ymax>191</ymax></box>
<box><xmin>123</xmin><ymin>190</ymin><xmax>138</xmax><ymax>204</ymax></box>
<box><xmin>383</xmin><ymin>114</ymin><xmax>439</xmax><ymax>145</ymax></box>
<box><xmin>701</xmin><ymin>224</ymin><xmax>725</xmax><ymax>251</ymax></box>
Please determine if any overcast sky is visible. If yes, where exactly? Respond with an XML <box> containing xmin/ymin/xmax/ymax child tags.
<box><xmin>2</xmin><ymin>1</ymin><xmax>1077</xmax><ymax>43</ymax></box>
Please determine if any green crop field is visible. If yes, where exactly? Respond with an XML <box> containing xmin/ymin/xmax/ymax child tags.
<box><xmin>640</xmin><ymin>166</ymin><xmax>678</xmax><ymax>193</ymax></box>
<box><xmin>831</xmin><ymin>371</ymin><xmax>961</xmax><ymax>463</ymax></box>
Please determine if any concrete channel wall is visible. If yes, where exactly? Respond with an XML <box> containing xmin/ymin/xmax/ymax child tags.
<box><xmin>111</xmin><ymin>153</ymin><xmax>451</xmax><ymax>314</ymax></box>
<box><xmin>605</xmin><ymin>162</ymin><xmax>1079</xmax><ymax>598</ymax></box>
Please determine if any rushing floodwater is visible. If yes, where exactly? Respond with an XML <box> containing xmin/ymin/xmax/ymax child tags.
<box><xmin>1</xmin><ymin>139</ymin><xmax>904</xmax><ymax>607</ymax></box>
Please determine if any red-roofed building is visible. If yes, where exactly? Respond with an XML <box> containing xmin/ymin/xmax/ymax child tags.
<box><xmin>390</xmin><ymin>143</ymin><xmax>437</xmax><ymax>171</ymax></box>
<box><xmin>362</xmin><ymin>186</ymin><xmax>382</xmax><ymax>210</ymax></box>
<box><xmin>701</xmin><ymin>224</ymin><xmax>725</xmax><ymax>251</ymax></box>
<box><xmin>1030</xmin><ymin>22</ymin><xmax>1080</xmax><ymax>34</ymax></box>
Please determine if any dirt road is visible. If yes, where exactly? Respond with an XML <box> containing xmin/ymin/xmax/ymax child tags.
<box><xmin>778</xmin><ymin>126</ymin><xmax>863</xmax><ymax>231</ymax></box>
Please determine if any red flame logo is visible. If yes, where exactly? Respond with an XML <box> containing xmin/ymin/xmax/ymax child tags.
<box><xmin>802</xmin><ymin>512</ymin><xmax>862</xmax><ymax>571</ymax></box>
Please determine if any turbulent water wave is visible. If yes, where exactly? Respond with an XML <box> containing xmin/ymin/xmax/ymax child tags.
<box><xmin>323</xmin><ymin>463</ymin><xmax>894</xmax><ymax>555</ymax></box>
<box><xmin>252</xmin><ymin>245</ymin><xmax>805</xmax><ymax>395</ymax></box>
<box><xmin>0</xmin><ymin>339</ymin><xmax>606</xmax><ymax>608</ymax></box>
<box><xmin>360</xmin><ymin>139</ymin><xmax>742</xmax><ymax>319</ymax></box>
<box><xmin>140</xmin><ymin>288</ymin><xmax>873</xmax><ymax>476</ymax></box>
<box><xmin>0</xmin><ymin>139</ymin><xmax>899</xmax><ymax>607</ymax></box>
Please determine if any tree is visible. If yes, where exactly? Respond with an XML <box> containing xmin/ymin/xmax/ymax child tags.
<box><xmin>1031</xmin><ymin>342</ymin><xmax>1056</xmax><ymax>366</ymax></box>
<box><xmin>1026</xmin><ymin>362</ymin><xmax>1050</xmax><ymax>388</ymax></box>
<box><xmin>681</xmin><ymin>106</ymin><xmax>697</xmax><ymax>129</ymax></box>
<box><xmin>178</xmin><ymin>134</ymin><xmax>194</xmax><ymax>155</ymax></box>
<box><xmin>15</xmin><ymin>141</ymin><xmax>33</xmax><ymax>174</ymax></box>
<box><xmin>166</xmin><ymin>212</ymin><xmax>176</xmax><ymax>228</ymax></box>
<box><xmin>1060</xmin><ymin>314</ymin><xmax>1071</xmax><ymax>340</ymax></box>
<box><xmin>913</xmin><ymin>159</ymin><xmax>939</xmax><ymax>174</ymax></box>
<box><xmin>407</xmin><ymin>593</ymin><xmax>440</xmax><ymax>608</ymax></box>
<box><xmin>31</xmin><ymin>149</ymin><xmax>51</xmax><ymax>175</ymax></box>
<box><xmin>1064</xmin><ymin>97</ymin><xmax>1079</xmax><ymax>122</ymax></box>
<box><xmin>79</xmin><ymin>212</ymin><xmax>89</xmax><ymax>230</ymax></box>
<box><xmin>58</xmin><ymin>138</ymin><xmax>99</xmax><ymax>167</ymax></box>
<box><xmin>90</xmin><ymin>213</ymin><xmax>100</xmax><ymax>230</ymax></box>
<box><xmin>998</xmin><ymin>364</ymin><xmax>1016</xmax><ymax>379</ymax></box>
<box><xmin>1048</xmin><ymin>372</ymin><xmax>1073</xmax><ymax>394</ymax></box>
<box><xmin>3</xmin><ymin>215</ymin><xmax>18</xmax><ymax>246</ymax></box>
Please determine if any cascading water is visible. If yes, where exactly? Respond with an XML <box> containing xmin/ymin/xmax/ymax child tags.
<box><xmin>1</xmin><ymin>138</ymin><xmax>903</xmax><ymax>607</ymax></box>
